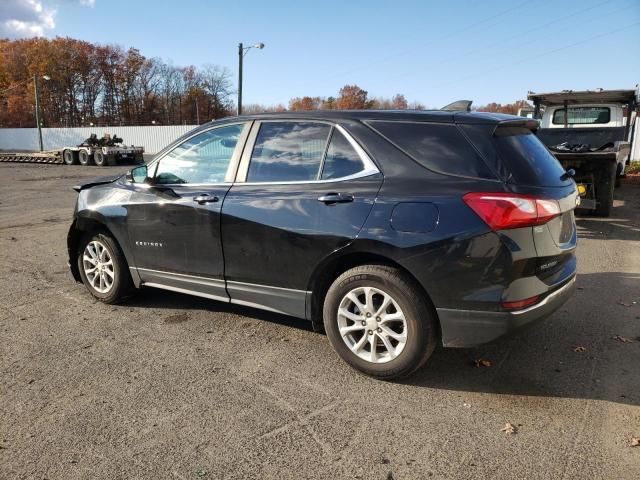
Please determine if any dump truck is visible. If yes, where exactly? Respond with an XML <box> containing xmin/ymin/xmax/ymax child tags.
<box><xmin>528</xmin><ymin>88</ymin><xmax>639</xmax><ymax>216</ymax></box>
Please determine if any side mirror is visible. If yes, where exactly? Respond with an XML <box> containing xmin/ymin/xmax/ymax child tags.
<box><xmin>127</xmin><ymin>165</ymin><xmax>148</xmax><ymax>183</ymax></box>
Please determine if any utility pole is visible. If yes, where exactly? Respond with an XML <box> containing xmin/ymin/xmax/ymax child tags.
<box><xmin>34</xmin><ymin>74</ymin><xmax>43</xmax><ymax>152</ymax></box>
<box><xmin>237</xmin><ymin>42</ymin><xmax>243</xmax><ymax>116</ymax></box>
<box><xmin>237</xmin><ymin>42</ymin><xmax>264</xmax><ymax>116</ymax></box>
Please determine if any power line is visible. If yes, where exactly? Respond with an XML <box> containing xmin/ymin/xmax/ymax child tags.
<box><xmin>430</xmin><ymin>20</ymin><xmax>640</xmax><ymax>90</ymax></box>
<box><xmin>382</xmin><ymin>0</ymin><xmax>623</xmax><ymax>85</ymax></box>
<box><xmin>287</xmin><ymin>0</ymin><xmax>532</xmax><ymax>94</ymax></box>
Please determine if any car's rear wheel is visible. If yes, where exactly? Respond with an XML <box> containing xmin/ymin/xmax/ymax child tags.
<box><xmin>77</xmin><ymin>232</ymin><xmax>133</xmax><ymax>304</ymax></box>
<box><xmin>323</xmin><ymin>265</ymin><xmax>438</xmax><ymax>379</ymax></box>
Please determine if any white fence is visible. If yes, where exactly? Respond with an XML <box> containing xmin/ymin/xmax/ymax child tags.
<box><xmin>0</xmin><ymin>125</ymin><xmax>199</xmax><ymax>154</ymax></box>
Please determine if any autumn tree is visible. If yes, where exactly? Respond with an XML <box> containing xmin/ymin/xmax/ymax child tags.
<box><xmin>289</xmin><ymin>96</ymin><xmax>323</xmax><ymax>111</ymax></box>
<box><xmin>475</xmin><ymin>100</ymin><xmax>531</xmax><ymax>115</ymax></box>
<box><xmin>0</xmin><ymin>37</ymin><xmax>234</xmax><ymax>127</ymax></box>
<box><xmin>336</xmin><ymin>85</ymin><xmax>368</xmax><ymax>109</ymax></box>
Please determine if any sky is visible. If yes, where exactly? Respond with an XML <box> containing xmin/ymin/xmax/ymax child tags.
<box><xmin>2</xmin><ymin>0</ymin><xmax>639</xmax><ymax>108</ymax></box>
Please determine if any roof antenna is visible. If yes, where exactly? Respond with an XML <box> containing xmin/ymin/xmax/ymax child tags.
<box><xmin>441</xmin><ymin>100</ymin><xmax>473</xmax><ymax>112</ymax></box>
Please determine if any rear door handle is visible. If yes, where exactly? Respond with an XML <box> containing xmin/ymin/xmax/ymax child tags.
<box><xmin>317</xmin><ymin>193</ymin><xmax>354</xmax><ymax>204</ymax></box>
<box><xmin>194</xmin><ymin>194</ymin><xmax>219</xmax><ymax>204</ymax></box>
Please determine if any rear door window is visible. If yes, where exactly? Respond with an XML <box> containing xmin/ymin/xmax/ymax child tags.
<box><xmin>247</xmin><ymin>122</ymin><xmax>331</xmax><ymax>182</ymax></box>
<box><xmin>320</xmin><ymin>130</ymin><xmax>364</xmax><ymax>180</ymax></box>
<box><xmin>368</xmin><ymin>121</ymin><xmax>495</xmax><ymax>179</ymax></box>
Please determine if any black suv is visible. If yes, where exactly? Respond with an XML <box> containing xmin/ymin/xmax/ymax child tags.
<box><xmin>68</xmin><ymin>111</ymin><xmax>578</xmax><ymax>379</ymax></box>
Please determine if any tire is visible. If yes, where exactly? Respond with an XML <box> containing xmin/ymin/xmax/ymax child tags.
<box><xmin>323</xmin><ymin>265</ymin><xmax>438</xmax><ymax>379</ymax></box>
<box><xmin>63</xmin><ymin>149</ymin><xmax>77</xmax><ymax>165</ymax></box>
<box><xmin>94</xmin><ymin>150</ymin><xmax>106</xmax><ymax>167</ymax></box>
<box><xmin>594</xmin><ymin>162</ymin><xmax>616</xmax><ymax>217</ymax></box>
<box><xmin>77</xmin><ymin>232</ymin><xmax>133</xmax><ymax>304</ymax></box>
<box><xmin>614</xmin><ymin>163</ymin><xmax>623</xmax><ymax>188</ymax></box>
<box><xmin>78</xmin><ymin>150</ymin><xmax>92</xmax><ymax>166</ymax></box>
<box><xmin>135</xmin><ymin>153</ymin><xmax>144</xmax><ymax>165</ymax></box>
<box><xmin>105</xmin><ymin>155</ymin><xmax>116</xmax><ymax>166</ymax></box>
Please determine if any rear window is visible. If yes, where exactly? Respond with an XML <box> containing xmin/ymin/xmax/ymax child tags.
<box><xmin>368</xmin><ymin>121</ymin><xmax>495</xmax><ymax>179</ymax></box>
<box><xmin>552</xmin><ymin>107</ymin><xmax>610</xmax><ymax>125</ymax></box>
<box><xmin>493</xmin><ymin>127</ymin><xmax>569</xmax><ymax>186</ymax></box>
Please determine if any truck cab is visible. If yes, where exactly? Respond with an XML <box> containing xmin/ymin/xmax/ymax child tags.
<box><xmin>528</xmin><ymin>89</ymin><xmax>638</xmax><ymax>216</ymax></box>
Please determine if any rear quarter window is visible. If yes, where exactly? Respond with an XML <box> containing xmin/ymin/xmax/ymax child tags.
<box><xmin>493</xmin><ymin>127</ymin><xmax>570</xmax><ymax>187</ymax></box>
<box><xmin>367</xmin><ymin>121</ymin><xmax>496</xmax><ymax>179</ymax></box>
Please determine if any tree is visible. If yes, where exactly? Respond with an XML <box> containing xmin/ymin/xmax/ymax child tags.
<box><xmin>391</xmin><ymin>94</ymin><xmax>408</xmax><ymax>110</ymax></box>
<box><xmin>0</xmin><ymin>37</ymin><xmax>235</xmax><ymax>127</ymax></box>
<box><xmin>289</xmin><ymin>96</ymin><xmax>323</xmax><ymax>111</ymax></box>
<box><xmin>476</xmin><ymin>99</ymin><xmax>531</xmax><ymax>115</ymax></box>
<box><xmin>336</xmin><ymin>85</ymin><xmax>368</xmax><ymax>109</ymax></box>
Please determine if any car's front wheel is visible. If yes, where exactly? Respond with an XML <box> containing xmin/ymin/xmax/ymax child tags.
<box><xmin>323</xmin><ymin>265</ymin><xmax>438</xmax><ymax>379</ymax></box>
<box><xmin>77</xmin><ymin>232</ymin><xmax>132</xmax><ymax>304</ymax></box>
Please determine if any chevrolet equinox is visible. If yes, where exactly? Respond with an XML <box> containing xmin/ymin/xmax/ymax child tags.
<box><xmin>68</xmin><ymin>111</ymin><xmax>578</xmax><ymax>379</ymax></box>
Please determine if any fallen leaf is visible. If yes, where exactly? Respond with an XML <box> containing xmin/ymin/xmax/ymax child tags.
<box><xmin>631</xmin><ymin>437</ymin><xmax>640</xmax><ymax>447</ymax></box>
<box><xmin>474</xmin><ymin>359</ymin><xmax>492</xmax><ymax>368</ymax></box>
<box><xmin>618</xmin><ymin>302</ymin><xmax>633</xmax><ymax>307</ymax></box>
<box><xmin>573</xmin><ymin>346</ymin><xmax>586</xmax><ymax>352</ymax></box>
<box><xmin>612</xmin><ymin>335</ymin><xmax>634</xmax><ymax>343</ymax></box>
<box><xmin>501</xmin><ymin>423</ymin><xmax>517</xmax><ymax>434</ymax></box>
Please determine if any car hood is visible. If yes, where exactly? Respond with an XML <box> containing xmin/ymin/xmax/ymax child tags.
<box><xmin>72</xmin><ymin>173</ymin><xmax>122</xmax><ymax>192</ymax></box>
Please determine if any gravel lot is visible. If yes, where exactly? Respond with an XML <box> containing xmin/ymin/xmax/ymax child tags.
<box><xmin>1</xmin><ymin>163</ymin><xmax>639</xmax><ymax>479</ymax></box>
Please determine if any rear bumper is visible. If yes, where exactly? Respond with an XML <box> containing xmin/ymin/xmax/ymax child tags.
<box><xmin>437</xmin><ymin>276</ymin><xmax>576</xmax><ymax>348</ymax></box>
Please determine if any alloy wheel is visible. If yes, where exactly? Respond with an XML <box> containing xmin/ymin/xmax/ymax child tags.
<box><xmin>82</xmin><ymin>240</ymin><xmax>115</xmax><ymax>293</ymax></box>
<box><xmin>337</xmin><ymin>286</ymin><xmax>408</xmax><ymax>363</ymax></box>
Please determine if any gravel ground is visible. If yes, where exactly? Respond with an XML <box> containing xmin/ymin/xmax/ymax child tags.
<box><xmin>1</xmin><ymin>163</ymin><xmax>639</xmax><ymax>480</ymax></box>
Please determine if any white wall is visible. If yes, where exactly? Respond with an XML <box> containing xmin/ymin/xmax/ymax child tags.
<box><xmin>0</xmin><ymin>125</ymin><xmax>199</xmax><ymax>154</ymax></box>
<box><xmin>631</xmin><ymin>119</ymin><xmax>640</xmax><ymax>162</ymax></box>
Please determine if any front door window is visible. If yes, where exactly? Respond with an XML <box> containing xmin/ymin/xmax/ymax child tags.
<box><xmin>154</xmin><ymin>123</ymin><xmax>245</xmax><ymax>184</ymax></box>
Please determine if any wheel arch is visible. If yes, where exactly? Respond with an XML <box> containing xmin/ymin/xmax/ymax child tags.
<box><xmin>67</xmin><ymin>214</ymin><xmax>139</xmax><ymax>286</ymax></box>
<box><xmin>306</xmin><ymin>247</ymin><xmax>440</xmax><ymax>339</ymax></box>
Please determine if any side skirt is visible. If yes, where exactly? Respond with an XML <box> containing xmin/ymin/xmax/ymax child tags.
<box><xmin>133</xmin><ymin>267</ymin><xmax>309</xmax><ymax>320</ymax></box>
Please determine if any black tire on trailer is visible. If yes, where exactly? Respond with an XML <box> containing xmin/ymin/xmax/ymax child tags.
<box><xmin>78</xmin><ymin>149</ymin><xmax>92</xmax><ymax>166</ymax></box>
<box><xmin>135</xmin><ymin>153</ymin><xmax>144</xmax><ymax>165</ymax></box>
<box><xmin>614</xmin><ymin>162</ymin><xmax>623</xmax><ymax>188</ymax></box>
<box><xmin>594</xmin><ymin>161</ymin><xmax>616</xmax><ymax>217</ymax></box>
<box><xmin>93</xmin><ymin>150</ymin><xmax>106</xmax><ymax>167</ymax></box>
<box><xmin>63</xmin><ymin>149</ymin><xmax>77</xmax><ymax>165</ymax></box>
<box><xmin>105</xmin><ymin>155</ymin><xmax>116</xmax><ymax>166</ymax></box>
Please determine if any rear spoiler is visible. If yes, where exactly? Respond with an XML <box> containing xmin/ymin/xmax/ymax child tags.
<box><xmin>493</xmin><ymin>118</ymin><xmax>539</xmax><ymax>136</ymax></box>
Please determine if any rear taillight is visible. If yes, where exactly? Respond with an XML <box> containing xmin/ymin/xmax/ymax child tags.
<box><xmin>463</xmin><ymin>192</ymin><xmax>561</xmax><ymax>230</ymax></box>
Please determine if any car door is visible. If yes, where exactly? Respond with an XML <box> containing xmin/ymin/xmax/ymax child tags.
<box><xmin>125</xmin><ymin>122</ymin><xmax>250</xmax><ymax>300</ymax></box>
<box><xmin>221</xmin><ymin>120</ymin><xmax>383</xmax><ymax>318</ymax></box>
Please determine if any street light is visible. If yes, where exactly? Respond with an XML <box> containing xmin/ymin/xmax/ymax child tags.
<box><xmin>237</xmin><ymin>42</ymin><xmax>265</xmax><ymax>116</ymax></box>
<box><xmin>34</xmin><ymin>74</ymin><xmax>50</xmax><ymax>151</ymax></box>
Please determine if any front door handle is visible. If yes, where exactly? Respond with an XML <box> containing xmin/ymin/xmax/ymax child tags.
<box><xmin>317</xmin><ymin>193</ymin><xmax>354</xmax><ymax>204</ymax></box>
<box><xmin>194</xmin><ymin>194</ymin><xmax>219</xmax><ymax>204</ymax></box>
